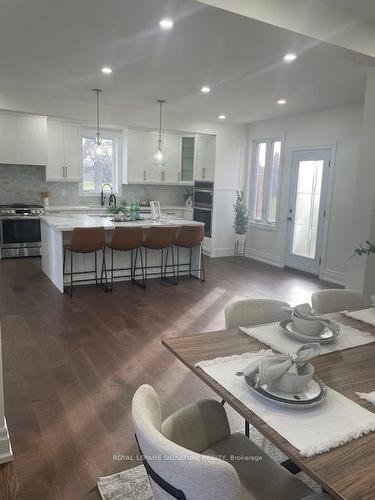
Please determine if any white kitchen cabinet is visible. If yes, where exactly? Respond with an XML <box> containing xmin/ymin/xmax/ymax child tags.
<box><xmin>127</xmin><ymin>129</ymin><xmax>147</xmax><ymax>183</ymax></box>
<box><xmin>195</xmin><ymin>135</ymin><xmax>216</xmax><ymax>181</ymax></box>
<box><xmin>46</xmin><ymin>120</ymin><xmax>81</xmax><ymax>182</ymax></box>
<box><xmin>0</xmin><ymin>112</ymin><xmax>47</xmax><ymax>165</ymax></box>
<box><xmin>157</xmin><ymin>132</ymin><xmax>180</xmax><ymax>183</ymax></box>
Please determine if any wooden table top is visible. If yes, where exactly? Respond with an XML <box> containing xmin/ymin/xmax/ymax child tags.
<box><xmin>162</xmin><ymin>313</ymin><xmax>375</xmax><ymax>500</ymax></box>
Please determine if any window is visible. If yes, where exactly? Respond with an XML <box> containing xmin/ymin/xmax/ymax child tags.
<box><xmin>249</xmin><ymin>139</ymin><xmax>282</xmax><ymax>226</ymax></box>
<box><xmin>81</xmin><ymin>129</ymin><xmax>121</xmax><ymax>194</ymax></box>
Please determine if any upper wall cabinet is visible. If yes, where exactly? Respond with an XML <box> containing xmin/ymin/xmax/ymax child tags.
<box><xmin>0</xmin><ymin>112</ymin><xmax>47</xmax><ymax>165</ymax></box>
<box><xmin>47</xmin><ymin>120</ymin><xmax>82</xmax><ymax>182</ymax></box>
<box><xmin>195</xmin><ymin>135</ymin><xmax>216</xmax><ymax>181</ymax></box>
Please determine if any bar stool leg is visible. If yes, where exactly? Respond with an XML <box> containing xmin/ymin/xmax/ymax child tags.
<box><xmin>101</xmin><ymin>247</ymin><xmax>108</xmax><ymax>291</ymax></box>
<box><xmin>110</xmin><ymin>248</ymin><xmax>114</xmax><ymax>292</ymax></box>
<box><xmin>200</xmin><ymin>244</ymin><xmax>206</xmax><ymax>282</ymax></box>
<box><xmin>170</xmin><ymin>245</ymin><xmax>177</xmax><ymax>285</ymax></box>
<box><xmin>130</xmin><ymin>249</ymin><xmax>134</xmax><ymax>281</ymax></box>
<box><xmin>95</xmin><ymin>251</ymin><xmax>98</xmax><ymax>286</ymax></box>
<box><xmin>164</xmin><ymin>246</ymin><xmax>169</xmax><ymax>279</ymax></box>
<box><xmin>160</xmin><ymin>248</ymin><xmax>164</xmax><ymax>280</ymax></box>
<box><xmin>144</xmin><ymin>248</ymin><xmax>148</xmax><ymax>288</ymax></box>
<box><xmin>139</xmin><ymin>247</ymin><xmax>146</xmax><ymax>288</ymax></box>
<box><xmin>70</xmin><ymin>250</ymin><xmax>73</xmax><ymax>297</ymax></box>
<box><xmin>189</xmin><ymin>247</ymin><xmax>192</xmax><ymax>277</ymax></box>
<box><xmin>176</xmin><ymin>246</ymin><xmax>180</xmax><ymax>285</ymax></box>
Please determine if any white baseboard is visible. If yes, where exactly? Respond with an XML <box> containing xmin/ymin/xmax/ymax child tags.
<box><xmin>319</xmin><ymin>268</ymin><xmax>346</xmax><ymax>286</ymax></box>
<box><xmin>210</xmin><ymin>247</ymin><xmax>234</xmax><ymax>258</ymax></box>
<box><xmin>245</xmin><ymin>248</ymin><xmax>284</xmax><ymax>268</ymax></box>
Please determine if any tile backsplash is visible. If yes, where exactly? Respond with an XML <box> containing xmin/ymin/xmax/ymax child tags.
<box><xmin>0</xmin><ymin>165</ymin><xmax>190</xmax><ymax>206</ymax></box>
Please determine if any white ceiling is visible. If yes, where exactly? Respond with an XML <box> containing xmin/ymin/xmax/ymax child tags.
<box><xmin>0</xmin><ymin>0</ymin><xmax>370</xmax><ymax>123</ymax></box>
<box><xmin>323</xmin><ymin>0</ymin><xmax>375</xmax><ymax>23</ymax></box>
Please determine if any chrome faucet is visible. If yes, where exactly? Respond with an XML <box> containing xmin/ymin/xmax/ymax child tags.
<box><xmin>101</xmin><ymin>183</ymin><xmax>115</xmax><ymax>206</ymax></box>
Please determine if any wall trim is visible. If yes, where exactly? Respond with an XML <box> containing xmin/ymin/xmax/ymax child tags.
<box><xmin>319</xmin><ymin>268</ymin><xmax>346</xmax><ymax>286</ymax></box>
<box><xmin>245</xmin><ymin>247</ymin><xmax>284</xmax><ymax>268</ymax></box>
<box><xmin>210</xmin><ymin>247</ymin><xmax>234</xmax><ymax>258</ymax></box>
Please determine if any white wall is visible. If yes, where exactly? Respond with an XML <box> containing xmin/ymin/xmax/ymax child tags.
<box><xmin>245</xmin><ymin>102</ymin><xmax>364</xmax><ymax>284</ymax></box>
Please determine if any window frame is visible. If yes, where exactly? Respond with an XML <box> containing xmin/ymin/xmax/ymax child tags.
<box><xmin>248</xmin><ymin>137</ymin><xmax>283</xmax><ymax>229</ymax></box>
<box><xmin>80</xmin><ymin>127</ymin><xmax>123</xmax><ymax>196</ymax></box>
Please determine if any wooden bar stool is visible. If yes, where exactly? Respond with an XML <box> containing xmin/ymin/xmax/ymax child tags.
<box><xmin>140</xmin><ymin>226</ymin><xmax>176</xmax><ymax>287</ymax></box>
<box><xmin>107</xmin><ymin>227</ymin><xmax>145</xmax><ymax>291</ymax></box>
<box><xmin>63</xmin><ymin>227</ymin><xmax>107</xmax><ymax>296</ymax></box>
<box><xmin>174</xmin><ymin>225</ymin><xmax>205</xmax><ymax>283</ymax></box>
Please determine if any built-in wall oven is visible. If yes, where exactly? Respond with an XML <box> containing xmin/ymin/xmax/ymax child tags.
<box><xmin>193</xmin><ymin>181</ymin><xmax>214</xmax><ymax>238</ymax></box>
<box><xmin>0</xmin><ymin>205</ymin><xmax>44</xmax><ymax>258</ymax></box>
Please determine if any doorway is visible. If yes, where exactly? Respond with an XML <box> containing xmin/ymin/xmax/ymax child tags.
<box><xmin>285</xmin><ymin>148</ymin><xmax>331</xmax><ymax>275</ymax></box>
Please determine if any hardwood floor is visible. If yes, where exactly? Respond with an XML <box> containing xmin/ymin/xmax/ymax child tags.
<box><xmin>0</xmin><ymin>255</ymin><xmax>335</xmax><ymax>500</ymax></box>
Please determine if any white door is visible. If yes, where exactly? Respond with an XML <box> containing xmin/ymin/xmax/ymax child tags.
<box><xmin>285</xmin><ymin>149</ymin><xmax>331</xmax><ymax>275</ymax></box>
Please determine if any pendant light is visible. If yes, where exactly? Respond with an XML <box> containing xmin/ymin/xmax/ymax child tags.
<box><xmin>152</xmin><ymin>99</ymin><xmax>167</xmax><ymax>167</ymax></box>
<box><xmin>92</xmin><ymin>88</ymin><xmax>103</xmax><ymax>154</ymax></box>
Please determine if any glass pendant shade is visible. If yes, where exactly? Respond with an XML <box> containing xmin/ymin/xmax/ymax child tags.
<box><xmin>152</xmin><ymin>140</ymin><xmax>167</xmax><ymax>166</ymax></box>
<box><xmin>152</xmin><ymin>99</ymin><xmax>167</xmax><ymax>167</ymax></box>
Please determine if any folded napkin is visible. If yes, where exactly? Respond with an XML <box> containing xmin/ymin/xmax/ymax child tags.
<box><xmin>356</xmin><ymin>391</ymin><xmax>375</xmax><ymax>405</ymax></box>
<box><xmin>287</xmin><ymin>303</ymin><xmax>340</xmax><ymax>332</ymax></box>
<box><xmin>239</xmin><ymin>342</ymin><xmax>321</xmax><ymax>387</ymax></box>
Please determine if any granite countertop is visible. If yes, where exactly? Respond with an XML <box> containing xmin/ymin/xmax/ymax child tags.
<box><xmin>40</xmin><ymin>213</ymin><xmax>202</xmax><ymax>232</ymax></box>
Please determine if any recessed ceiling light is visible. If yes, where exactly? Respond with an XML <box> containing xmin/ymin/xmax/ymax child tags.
<box><xmin>219</xmin><ymin>114</ymin><xmax>226</xmax><ymax>120</ymax></box>
<box><xmin>101</xmin><ymin>67</ymin><xmax>112</xmax><ymax>74</ymax></box>
<box><xmin>159</xmin><ymin>18</ymin><xmax>174</xmax><ymax>30</ymax></box>
<box><xmin>201</xmin><ymin>86</ymin><xmax>211</xmax><ymax>93</ymax></box>
<box><xmin>284</xmin><ymin>53</ymin><xmax>297</xmax><ymax>62</ymax></box>
<box><xmin>278</xmin><ymin>99</ymin><xmax>286</xmax><ymax>105</ymax></box>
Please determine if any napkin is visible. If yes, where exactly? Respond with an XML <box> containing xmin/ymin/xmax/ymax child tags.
<box><xmin>239</xmin><ymin>343</ymin><xmax>321</xmax><ymax>387</ymax></box>
<box><xmin>290</xmin><ymin>303</ymin><xmax>340</xmax><ymax>332</ymax></box>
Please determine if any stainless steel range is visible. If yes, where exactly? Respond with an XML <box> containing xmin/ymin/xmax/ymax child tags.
<box><xmin>0</xmin><ymin>204</ymin><xmax>44</xmax><ymax>258</ymax></box>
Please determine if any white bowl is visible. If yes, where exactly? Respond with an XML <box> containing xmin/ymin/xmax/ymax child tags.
<box><xmin>292</xmin><ymin>313</ymin><xmax>324</xmax><ymax>336</ymax></box>
<box><xmin>270</xmin><ymin>363</ymin><xmax>314</xmax><ymax>394</ymax></box>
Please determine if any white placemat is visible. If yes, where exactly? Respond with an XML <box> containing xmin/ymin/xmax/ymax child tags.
<box><xmin>344</xmin><ymin>308</ymin><xmax>375</xmax><ymax>327</ymax></box>
<box><xmin>196</xmin><ymin>351</ymin><xmax>375</xmax><ymax>457</ymax></box>
<box><xmin>239</xmin><ymin>321</ymin><xmax>375</xmax><ymax>355</ymax></box>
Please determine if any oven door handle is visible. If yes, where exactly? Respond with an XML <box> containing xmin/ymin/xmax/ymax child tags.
<box><xmin>193</xmin><ymin>207</ymin><xmax>212</xmax><ymax>211</ymax></box>
<box><xmin>0</xmin><ymin>216</ymin><xmax>41</xmax><ymax>220</ymax></box>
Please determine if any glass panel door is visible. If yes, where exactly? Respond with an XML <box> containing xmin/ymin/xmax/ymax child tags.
<box><xmin>285</xmin><ymin>149</ymin><xmax>331</xmax><ymax>275</ymax></box>
<box><xmin>291</xmin><ymin>160</ymin><xmax>323</xmax><ymax>259</ymax></box>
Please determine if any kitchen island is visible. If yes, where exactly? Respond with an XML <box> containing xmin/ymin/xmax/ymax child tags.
<box><xmin>41</xmin><ymin>214</ymin><xmax>204</xmax><ymax>293</ymax></box>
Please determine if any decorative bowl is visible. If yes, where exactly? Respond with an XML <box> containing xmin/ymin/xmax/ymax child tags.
<box><xmin>292</xmin><ymin>313</ymin><xmax>324</xmax><ymax>336</ymax></box>
<box><xmin>270</xmin><ymin>362</ymin><xmax>315</xmax><ymax>394</ymax></box>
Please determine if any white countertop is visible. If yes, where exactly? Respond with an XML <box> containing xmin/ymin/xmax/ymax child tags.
<box><xmin>44</xmin><ymin>205</ymin><xmax>193</xmax><ymax>212</ymax></box>
<box><xmin>41</xmin><ymin>213</ymin><xmax>202</xmax><ymax>232</ymax></box>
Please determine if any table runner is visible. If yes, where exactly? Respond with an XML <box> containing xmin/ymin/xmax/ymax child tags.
<box><xmin>196</xmin><ymin>351</ymin><xmax>375</xmax><ymax>457</ymax></box>
<box><xmin>344</xmin><ymin>308</ymin><xmax>375</xmax><ymax>327</ymax></box>
<box><xmin>239</xmin><ymin>321</ymin><xmax>375</xmax><ymax>355</ymax></box>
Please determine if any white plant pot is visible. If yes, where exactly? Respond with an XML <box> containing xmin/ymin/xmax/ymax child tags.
<box><xmin>234</xmin><ymin>233</ymin><xmax>247</xmax><ymax>255</ymax></box>
<box><xmin>185</xmin><ymin>196</ymin><xmax>193</xmax><ymax>208</ymax></box>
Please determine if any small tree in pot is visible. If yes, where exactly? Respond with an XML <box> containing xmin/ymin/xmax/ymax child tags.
<box><xmin>233</xmin><ymin>190</ymin><xmax>249</xmax><ymax>255</ymax></box>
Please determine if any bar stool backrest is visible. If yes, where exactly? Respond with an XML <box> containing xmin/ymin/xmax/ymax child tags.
<box><xmin>175</xmin><ymin>225</ymin><xmax>204</xmax><ymax>247</ymax></box>
<box><xmin>143</xmin><ymin>227</ymin><xmax>176</xmax><ymax>249</ymax></box>
<box><xmin>110</xmin><ymin>227</ymin><xmax>143</xmax><ymax>251</ymax></box>
<box><xmin>69</xmin><ymin>227</ymin><xmax>106</xmax><ymax>253</ymax></box>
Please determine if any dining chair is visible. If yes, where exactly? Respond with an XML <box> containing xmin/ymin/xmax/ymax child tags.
<box><xmin>311</xmin><ymin>289</ymin><xmax>365</xmax><ymax>314</ymax></box>
<box><xmin>132</xmin><ymin>384</ymin><xmax>330</xmax><ymax>500</ymax></box>
<box><xmin>224</xmin><ymin>298</ymin><xmax>290</xmax><ymax>330</ymax></box>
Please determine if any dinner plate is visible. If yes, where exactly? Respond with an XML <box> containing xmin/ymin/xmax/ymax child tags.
<box><xmin>248</xmin><ymin>377</ymin><xmax>327</xmax><ymax>409</ymax></box>
<box><xmin>279</xmin><ymin>319</ymin><xmax>340</xmax><ymax>344</ymax></box>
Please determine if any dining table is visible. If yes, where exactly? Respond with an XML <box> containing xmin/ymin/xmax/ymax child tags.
<box><xmin>162</xmin><ymin>312</ymin><xmax>375</xmax><ymax>500</ymax></box>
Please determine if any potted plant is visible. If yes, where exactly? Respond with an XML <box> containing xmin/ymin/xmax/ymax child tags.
<box><xmin>106</xmin><ymin>200</ymin><xmax>128</xmax><ymax>221</ymax></box>
<box><xmin>353</xmin><ymin>241</ymin><xmax>375</xmax><ymax>256</ymax></box>
<box><xmin>233</xmin><ymin>190</ymin><xmax>249</xmax><ymax>255</ymax></box>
